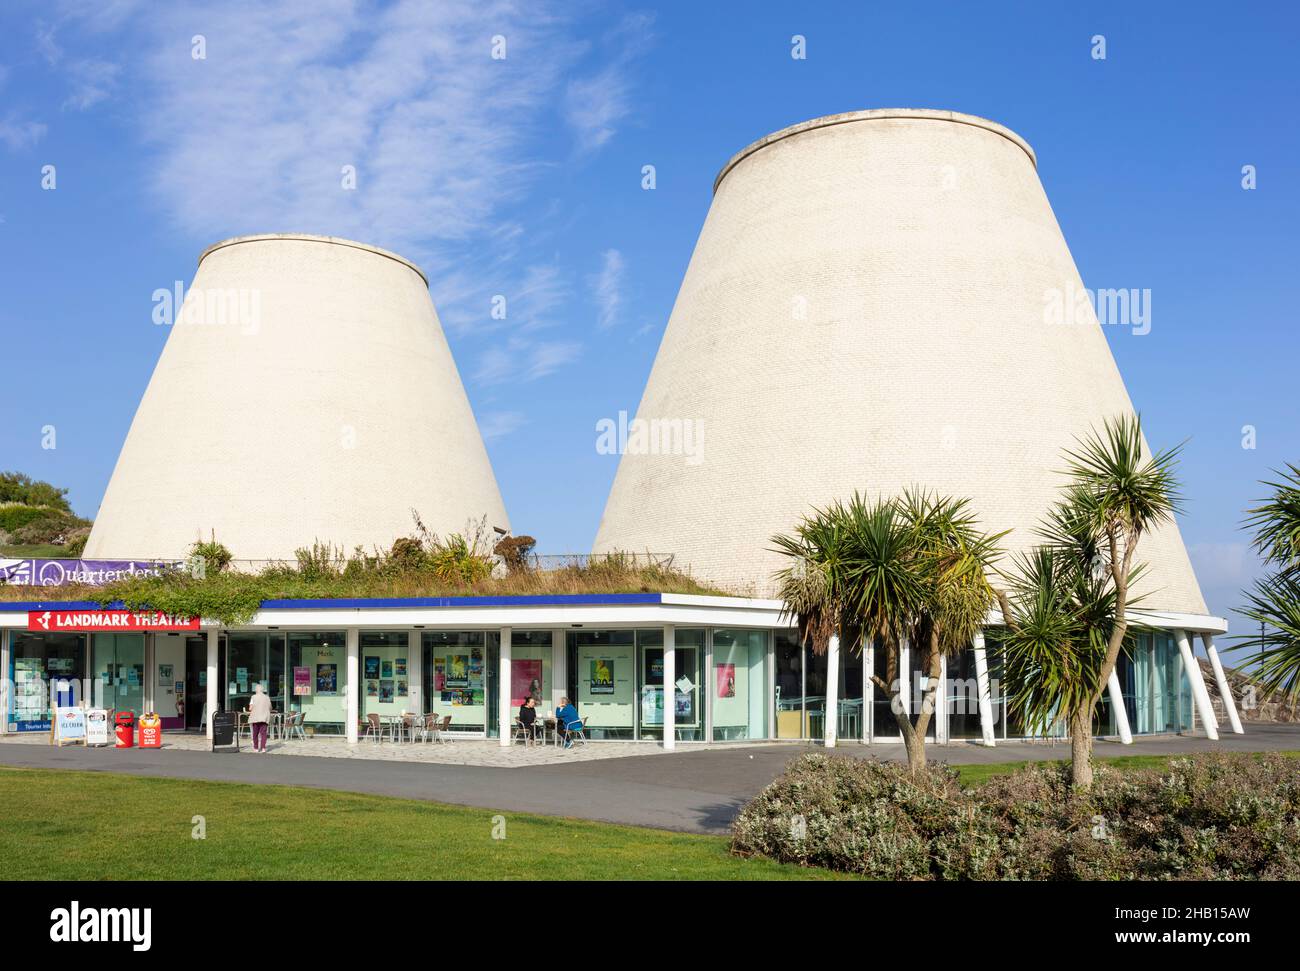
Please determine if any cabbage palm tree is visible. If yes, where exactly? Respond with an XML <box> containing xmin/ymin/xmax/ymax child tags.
<box><xmin>1234</xmin><ymin>464</ymin><xmax>1300</xmax><ymax>703</ymax></box>
<box><xmin>998</xmin><ymin>415</ymin><xmax>1180</xmax><ymax>789</ymax></box>
<box><xmin>773</xmin><ymin>490</ymin><xmax>1002</xmax><ymax>773</ymax></box>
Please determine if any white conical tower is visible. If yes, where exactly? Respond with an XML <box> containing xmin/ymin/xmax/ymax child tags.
<box><xmin>594</xmin><ymin>109</ymin><xmax>1207</xmax><ymax>613</ymax></box>
<box><xmin>86</xmin><ymin>234</ymin><xmax>509</xmax><ymax>561</ymax></box>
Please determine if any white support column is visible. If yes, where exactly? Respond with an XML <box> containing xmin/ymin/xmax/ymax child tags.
<box><xmin>345</xmin><ymin>628</ymin><xmax>359</xmax><ymax>743</ymax></box>
<box><xmin>498</xmin><ymin>627</ymin><xmax>512</xmax><ymax>747</ymax></box>
<box><xmin>1174</xmin><ymin>628</ymin><xmax>1218</xmax><ymax>741</ymax></box>
<box><xmin>550</xmin><ymin>629</ymin><xmax>566</xmax><ymax>717</ymax></box>
<box><xmin>407</xmin><ymin>630</ymin><xmax>422</xmax><ymax>714</ymax></box>
<box><xmin>703</xmin><ymin>628</ymin><xmax>714</xmax><ymax>743</ymax></box>
<box><xmin>1201</xmin><ymin>633</ymin><xmax>1244</xmax><ymax>734</ymax></box>
<box><xmin>205</xmin><ymin>627</ymin><xmax>218</xmax><ymax>739</ymax></box>
<box><xmin>898</xmin><ymin>639</ymin><xmax>912</xmax><ymax>717</ymax></box>
<box><xmin>1106</xmin><ymin>670</ymin><xmax>1133</xmax><ymax>744</ymax></box>
<box><xmin>1</xmin><ymin>630</ymin><xmax>11</xmax><ymax>734</ymax></box>
<box><xmin>973</xmin><ymin>631</ymin><xmax>996</xmax><ymax>747</ymax></box>
<box><xmin>824</xmin><ymin>633</ymin><xmax>840</xmax><ymax>748</ymax></box>
<box><xmin>662</xmin><ymin>625</ymin><xmax>676</xmax><ymax>750</ymax></box>
<box><xmin>766</xmin><ymin>629</ymin><xmax>776</xmax><ymax>741</ymax></box>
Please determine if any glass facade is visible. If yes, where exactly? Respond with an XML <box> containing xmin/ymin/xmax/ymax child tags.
<box><xmin>288</xmin><ymin>631</ymin><xmax>347</xmax><ymax>734</ymax></box>
<box><xmin>568</xmin><ymin>629</ymin><xmax>635</xmax><ymax>740</ymax></box>
<box><xmin>711</xmin><ymin>629</ymin><xmax>767</xmax><ymax>740</ymax></box>
<box><xmin>8</xmin><ymin>632</ymin><xmax>85</xmax><ymax>732</ymax></box>
<box><xmin>423</xmin><ymin>631</ymin><xmax>493</xmax><ymax>735</ymax></box>
<box><xmin>91</xmin><ymin>634</ymin><xmax>146</xmax><ymax>718</ymax></box>
<box><xmin>636</xmin><ymin>628</ymin><xmax>704</xmax><ymax>741</ymax></box>
<box><xmin>360</xmin><ymin>631</ymin><xmax>413</xmax><ymax>729</ymax></box>
<box><xmin>0</xmin><ymin>621</ymin><xmax>1208</xmax><ymax>743</ymax></box>
<box><xmin>775</xmin><ymin>629</ymin><xmax>865</xmax><ymax>740</ymax></box>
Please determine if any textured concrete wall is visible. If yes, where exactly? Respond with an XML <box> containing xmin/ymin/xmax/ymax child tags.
<box><xmin>86</xmin><ymin>234</ymin><xmax>508</xmax><ymax>561</ymax></box>
<box><xmin>594</xmin><ymin>110</ymin><xmax>1208</xmax><ymax>614</ymax></box>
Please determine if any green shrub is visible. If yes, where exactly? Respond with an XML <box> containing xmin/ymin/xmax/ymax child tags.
<box><xmin>731</xmin><ymin>752</ymin><xmax>1300</xmax><ymax>880</ymax></box>
<box><xmin>0</xmin><ymin>472</ymin><xmax>72</xmax><ymax>512</ymax></box>
<box><xmin>0</xmin><ymin>505</ymin><xmax>51</xmax><ymax>534</ymax></box>
<box><xmin>189</xmin><ymin>536</ymin><xmax>233</xmax><ymax>575</ymax></box>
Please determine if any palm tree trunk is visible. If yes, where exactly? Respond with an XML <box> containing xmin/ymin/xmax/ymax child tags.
<box><xmin>1069</xmin><ymin>705</ymin><xmax>1094</xmax><ymax>789</ymax></box>
<box><xmin>897</xmin><ymin>709</ymin><xmax>925</xmax><ymax>773</ymax></box>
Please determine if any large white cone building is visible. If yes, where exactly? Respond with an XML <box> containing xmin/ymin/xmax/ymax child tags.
<box><xmin>86</xmin><ymin>234</ymin><xmax>508</xmax><ymax>561</ymax></box>
<box><xmin>594</xmin><ymin>109</ymin><xmax>1207</xmax><ymax>614</ymax></box>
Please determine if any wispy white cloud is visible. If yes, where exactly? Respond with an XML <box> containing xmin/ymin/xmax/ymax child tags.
<box><xmin>475</xmin><ymin>335</ymin><xmax>582</xmax><ymax>385</ymax></box>
<box><xmin>0</xmin><ymin>114</ymin><xmax>47</xmax><ymax>151</ymax></box>
<box><xmin>479</xmin><ymin>410</ymin><xmax>529</xmax><ymax>440</ymax></box>
<box><xmin>591</xmin><ymin>248</ymin><xmax>625</xmax><ymax>329</ymax></box>
<box><xmin>63</xmin><ymin>58</ymin><xmax>119</xmax><ymax>110</ymax></box>
<box><xmin>563</xmin><ymin>12</ymin><xmax>653</xmax><ymax>153</ymax></box>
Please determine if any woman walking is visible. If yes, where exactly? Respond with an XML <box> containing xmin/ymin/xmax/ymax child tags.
<box><xmin>247</xmin><ymin>683</ymin><xmax>273</xmax><ymax>753</ymax></box>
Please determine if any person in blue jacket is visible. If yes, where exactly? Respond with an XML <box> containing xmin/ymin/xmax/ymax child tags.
<box><xmin>555</xmin><ymin>696</ymin><xmax>581</xmax><ymax>748</ymax></box>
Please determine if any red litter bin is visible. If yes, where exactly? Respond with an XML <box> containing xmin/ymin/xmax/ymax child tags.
<box><xmin>114</xmin><ymin>711</ymin><xmax>135</xmax><ymax>748</ymax></box>
<box><xmin>138</xmin><ymin>712</ymin><xmax>162</xmax><ymax>749</ymax></box>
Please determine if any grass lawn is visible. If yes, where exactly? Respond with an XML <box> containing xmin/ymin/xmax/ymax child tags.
<box><xmin>0</xmin><ymin>544</ymin><xmax>69</xmax><ymax>558</ymax></box>
<box><xmin>0</xmin><ymin>767</ymin><xmax>850</xmax><ymax>881</ymax></box>
<box><xmin>952</xmin><ymin>750</ymin><xmax>1300</xmax><ymax>787</ymax></box>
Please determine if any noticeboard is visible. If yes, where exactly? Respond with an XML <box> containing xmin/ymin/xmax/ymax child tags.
<box><xmin>211</xmin><ymin>710</ymin><xmax>239</xmax><ymax>751</ymax></box>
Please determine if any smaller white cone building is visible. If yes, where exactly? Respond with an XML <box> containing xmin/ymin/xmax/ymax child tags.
<box><xmin>594</xmin><ymin>109</ymin><xmax>1207</xmax><ymax>615</ymax></box>
<box><xmin>86</xmin><ymin>234</ymin><xmax>508</xmax><ymax>562</ymax></box>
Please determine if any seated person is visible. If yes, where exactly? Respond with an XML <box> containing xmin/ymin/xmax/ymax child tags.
<box><xmin>518</xmin><ymin>695</ymin><xmax>539</xmax><ymax>741</ymax></box>
<box><xmin>555</xmin><ymin>696</ymin><xmax>581</xmax><ymax>748</ymax></box>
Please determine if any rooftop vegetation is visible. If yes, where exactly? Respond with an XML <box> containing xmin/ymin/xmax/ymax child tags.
<box><xmin>0</xmin><ymin>515</ymin><xmax>728</xmax><ymax>624</ymax></box>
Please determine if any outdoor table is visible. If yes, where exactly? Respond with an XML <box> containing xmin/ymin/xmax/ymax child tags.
<box><xmin>380</xmin><ymin>714</ymin><xmax>407</xmax><ymax>742</ymax></box>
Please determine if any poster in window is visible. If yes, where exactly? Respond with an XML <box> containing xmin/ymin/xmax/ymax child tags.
<box><xmin>445</xmin><ymin>654</ymin><xmax>469</xmax><ymax>688</ymax></box>
<box><xmin>510</xmin><ymin>659</ymin><xmax>543</xmax><ymax>708</ymax></box>
<box><xmin>589</xmin><ymin>658</ymin><xmax>615</xmax><ymax>695</ymax></box>
<box><xmin>366</xmin><ymin>680</ymin><xmax>378</xmax><ymax>697</ymax></box>
<box><xmin>640</xmin><ymin>685</ymin><xmax>663</xmax><ymax>725</ymax></box>
<box><xmin>364</xmin><ymin>656</ymin><xmax>380</xmax><ymax>679</ymax></box>
<box><xmin>379</xmin><ymin>680</ymin><xmax>394</xmax><ymax>703</ymax></box>
<box><xmin>396</xmin><ymin>680</ymin><xmax>408</xmax><ymax>697</ymax></box>
<box><xmin>675</xmin><ymin>687</ymin><xmax>694</xmax><ymax>722</ymax></box>
<box><xmin>433</xmin><ymin>661</ymin><xmax>445</xmax><ymax>691</ymax></box>
<box><xmin>395</xmin><ymin>658</ymin><xmax>407</xmax><ymax>677</ymax></box>
<box><xmin>467</xmin><ymin>648</ymin><xmax>484</xmax><ymax>689</ymax></box>
<box><xmin>158</xmin><ymin>663</ymin><xmax>173</xmax><ymax>685</ymax></box>
<box><xmin>315</xmin><ymin>664</ymin><xmax>338</xmax><ymax>695</ymax></box>
<box><xmin>716</xmin><ymin>663</ymin><xmax>736</xmax><ymax>699</ymax></box>
<box><xmin>293</xmin><ymin>666</ymin><xmax>312</xmax><ymax>696</ymax></box>
<box><xmin>381</xmin><ymin>660</ymin><xmax>393</xmax><ymax>679</ymax></box>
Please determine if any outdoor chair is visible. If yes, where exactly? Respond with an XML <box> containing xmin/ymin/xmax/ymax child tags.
<box><xmin>563</xmin><ymin>717</ymin><xmax>587</xmax><ymax>747</ymax></box>
<box><xmin>513</xmin><ymin>719</ymin><xmax>533</xmax><ymax>746</ymax></box>
<box><xmin>412</xmin><ymin>712</ymin><xmax>433</xmax><ymax>742</ymax></box>
<box><xmin>284</xmin><ymin>710</ymin><xmax>306</xmax><ymax>741</ymax></box>
<box><xmin>435</xmin><ymin>715</ymin><xmax>452</xmax><ymax>743</ymax></box>
<box><xmin>363</xmin><ymin>712</ymin><xmax>383</xmax><ymax>743</ymax></box>
<box><xmin>400</xmin><ymin>713</ymin><xmax>418</xmax><ymax>743</ymax></box>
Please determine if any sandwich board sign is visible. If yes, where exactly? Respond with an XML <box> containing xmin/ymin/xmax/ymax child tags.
<box><xmin>53</xmin><ymin>707</ymin><xmax>87</xmax><ymax>746</ymax></box>
<box><xmin>211</xmin><ymin>710</ymin><xmax>239</xmax><ymax>752</ymax></box>
<box><xmin>85</xmin><ymin>709</ymin><xmax>110</xmax><ymax>746</ymax></box>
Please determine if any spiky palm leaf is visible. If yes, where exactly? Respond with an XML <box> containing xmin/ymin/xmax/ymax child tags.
<box><xmin>1243</xmin><ymin>463</ymin><xmax>1300</xmax><ymax>575</ymax></box>
<box><xmin>1060</xmin><ymin>414</ymin><xmax>1183</xmax><ymax>554</ymax></box>
<box><xmin>1235</xmin><ymin>571</ymin><xmax>1300</xmax><ymax>703</ymax></box>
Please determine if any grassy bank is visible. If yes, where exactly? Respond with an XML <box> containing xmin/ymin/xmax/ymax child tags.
<box><xmin>0</xmin><ymin>767</ymin><xmax>846</xmax><ymax>881</ymax></box>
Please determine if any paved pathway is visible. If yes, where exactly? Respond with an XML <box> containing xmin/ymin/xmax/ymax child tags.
<box><xmin>2</xmin><ymin>725</ymin><xmax>1296</xmax><ymax>835</ymax></box>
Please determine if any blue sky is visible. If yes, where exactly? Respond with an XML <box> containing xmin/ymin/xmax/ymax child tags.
<box><xmin>1</xmin><ymin>1</ymin><xmax>1296</xmax><ymax>633</ymax></box>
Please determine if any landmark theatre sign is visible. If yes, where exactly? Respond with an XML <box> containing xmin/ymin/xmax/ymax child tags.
<box><xmin>27</xmin><ymin>610</ymin><xmax>200</xmax><ymax>632</ymax></box>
